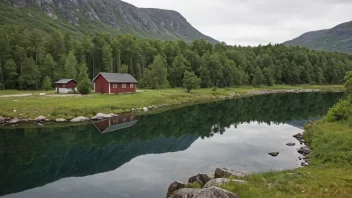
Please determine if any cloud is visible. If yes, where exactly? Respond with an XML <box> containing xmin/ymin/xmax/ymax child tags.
<box><xmin>123</xmin><ymin>0</ymin><xmax>352</xmax><ymax>45</ymax></box>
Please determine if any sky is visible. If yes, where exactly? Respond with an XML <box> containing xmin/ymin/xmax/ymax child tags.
<box><xmin>124</xmin><ymin>0</ymin><xmax>352</xmax><ymax>46</ymax></box>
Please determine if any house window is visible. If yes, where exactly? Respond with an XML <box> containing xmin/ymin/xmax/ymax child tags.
<box><xmin>130</xmin><ymin>84</ymin><xmax>134</xmax><ymax>88</ymax></box>
<box><xmin>113</xmin><ymin>84</ymin><xmax>117</xmax><ymax>88</ymax></box>
<box><xmin>122</xmin><ymin>84</ymin><xmax>126</xmax><ymax>88</ymax></box>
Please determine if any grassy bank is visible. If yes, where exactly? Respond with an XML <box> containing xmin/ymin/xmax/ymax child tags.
<box><xmin>0</xmin><ymin>85</ymin><xmax>342</xmax><ymax>119</ymax></box>
<box><xmin>220</xmin><ymin>110</ymin><xmax>352</xmax><ymax>197</ymax></box>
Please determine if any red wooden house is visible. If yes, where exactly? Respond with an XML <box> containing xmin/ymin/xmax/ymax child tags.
<box><xmin>92</xmin><ymin>73</ymin><xmax>138</xmax><ymax>94</ymax></box>
<box><xmin>55</xmin><ymin>79</ymin><xmax>77</xmax><ymax>94</ymax></box>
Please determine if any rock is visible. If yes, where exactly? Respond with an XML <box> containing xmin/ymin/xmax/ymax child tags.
<box><xmin>0</xmin><ymin>116</ymin><xmax>5</xmax><ymax>123</ymax></box>
<box><xmin>143</xmin><ymin>107</ymin><xmax>149</xmax><ymax>112</ymax></box>
<box><xmin>293</xmin><ymin>133</ymin><xmax>303</xmax><ymax>139</ymax></box>
<box><xmin>204</xmin><ymin>178</ymin><xmax>246</xmax><ymax>188</ymax></box>
<box><xmin>268</xmin><ymin>152</ymin><xmax>279</xmax><ymax>157</ymax></box>
<box><xmin>70</xmin><ymin>116</ymin><xmax>90</xmax><ymax>123</ymax></box>
<box><xmin>215</xmin><ymin>168</ymin><xmax>247</xmax><ymax>178</ymax></box>
<box><xmin>91</xmin><ymin>113</ymin><xmax>117</xmax><ymax>120</ymax></box>
<box><xmin>169</xmin><ymin>187</ymin><xmax>239</xmax><ymax>198</ymax></box>
<box><xmin>301</xmin><ymin>162</ymin><xmax>309</xmax><ymax>166</ymax></box>
<box><xmin>298</xmin><ymin>146</ymin><xmax>311</xmax><ymax>155</ymax></box>
<box><xmin>286</xmin><ymin>142</ymin><xmax>295</xmax><ymax>146</ymax></box>
<box><xmin>7</xmin><ymin>118</ymin><xmax>21</xmax><ymax>124</ymax></box>
<box><xmin>188</xmin><ymin>173</ymin><xmax>212</xmax><ymax>185</ymax></box>
<box><xmin>166</xmin><ymin>181</ymin><xmax>187</xmax><ymax>198</ymax></box>
<box><xmin>298</xmin><ymin>157</ymin><xmax>302</xmax><ymax>160</ymax></box>
<box><xmin>56</xmin><ymin>118</ymin><xmax>67</xmax><ymax>123</ymax></box>
<box><xmin>39</xmin><ymin>93</ymin><xmax>46</xmax><ymax>96</ymax></box>
<box><xmin>35</xmin><ymin>116</ymin><xmax>47</xmax><ymax>122</ymax></box>
<box><xmin>38</xmin><ymin>123</ymin><xmax>44</xmax><ymax>127</ymax></box>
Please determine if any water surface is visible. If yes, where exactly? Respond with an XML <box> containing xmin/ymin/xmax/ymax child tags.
<box><xmin>0</xmin><ymin>92</ymin><xmax>343</xmax><ymax>198</ymax></box>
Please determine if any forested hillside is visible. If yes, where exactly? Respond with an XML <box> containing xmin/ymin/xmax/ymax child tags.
<box><xmin>0</xmin><ymin>27</ymin><xmax>352</xmax><ymax>90</ymax></box>
<box><xmin>284</xmin><ymin>20</ymin><xmax>352</xmax><ymax>53</ymax></box>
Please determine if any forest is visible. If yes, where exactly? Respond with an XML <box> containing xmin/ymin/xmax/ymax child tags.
<box><xmin>0</xmin><ymin>26</ymin><xmax>352</xmax><ymax>90</ymax></box>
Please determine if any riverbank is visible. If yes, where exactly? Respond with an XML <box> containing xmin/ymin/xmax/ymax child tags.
<box><xmin>165</xmin><ymin>121</ymin><xmax>352</xmax><ymax>198</ymax></box>
<box><xmin>0</xmin><ymin>85</ymin><xmax>342</xmax><ymax>124</ymax></box>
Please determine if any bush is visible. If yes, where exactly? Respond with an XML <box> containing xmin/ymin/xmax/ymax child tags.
<box><xmin>77</xmin><ymin>78</ymin><xmax>91</xmax><ymax>95</ymax></box>
<box><xmin>326</xmin><ymin>96</ymin><xmax>352</xmax><ymax>122</ymax></box>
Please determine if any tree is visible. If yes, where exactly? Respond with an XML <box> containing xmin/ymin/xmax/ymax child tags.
<box><xmin>64</xmin><ymin>51</ymin><xmax>77</xmax><ymax>79</ymax></box>
<box><xmin>41</xmin><ymin>54</ymin><xmax>56</xmax><ymax>78</ymax></box>
<box><xmin>42</xmin><ymin>76</ymin><xmax>52</xmax><ymax>90</ymax></box>
<box><xmin>19</xmin><ymin>57</ymin><xmax>40</xmax><ymax>89</ymax></box>
<box><xmin>102</xmin><ymin>44</ymin><xmax>113</xmax><ymax>72</ymax></box>
<box><xmin>147</xmin><ymin>55</ymin><xmax>169</xmax><ymax>89</ymax></box>
<box><xmin>183</xmin><ymin>71</ymin><xmax>201</xmax><ymax>93</ymax></box>
<box><xmin>3</xmin><ymin>59</ymin><xmax>18</xmax><ymax>89</ymax></box>
<box><xmin>263</xmin><ymin>67</ymin><xmax>275</xmax><ymax>86</ymax></box>
<box><xmin>169</xmin><ymin>55</ymin><xmax>189</xmax><ymax>87</ymax></box>
<box><xmin>252</xmin><ymin>67</ymin><xmax>264</xmax><ymax>87</ymax></box>
<box><xmin>77</xmin><ymin>62</ymin><xmax>91</xmax><ymax>95</ymax></box>
<box><xmin>344</xmin><ymin>71</ymin><xmax>352</xmax><ymax>94</ymax></box>
<box><xmin>119</xmin><ymin>64</ymin><xmax>129</xmax><ymax>73</ymax></box>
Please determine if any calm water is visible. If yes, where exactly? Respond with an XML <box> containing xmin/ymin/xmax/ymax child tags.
<box><xmin>0</xmin><ymin>92</ymin><xmax>343</xmax><ymax>198</ymax></box>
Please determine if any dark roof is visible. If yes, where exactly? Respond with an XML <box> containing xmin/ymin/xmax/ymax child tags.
<box><xmin>55</xmin><ymin>79</ymin><xmax>77</xmax><ymax>84</ymax></box>
<box><xmin>93</xmin><ymin>73</ymin><xmax>138</xmax><ymax>83</ymax></box>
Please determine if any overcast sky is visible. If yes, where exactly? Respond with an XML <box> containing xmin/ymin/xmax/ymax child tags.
<box><xmin>124</xmin><ymin>0</ymin><xmax>352</xmax><ymax>46</ymax></box>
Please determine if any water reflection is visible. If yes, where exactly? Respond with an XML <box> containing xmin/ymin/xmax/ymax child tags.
<box><xmin>93</xmin><ymin>114</ymin><xmax>138</xmax><ymax>133</ymax></box>
<box><xmin>0</xmin><ymin>92</ymin><xmax>343</xmax><ymax>197</ymax></box>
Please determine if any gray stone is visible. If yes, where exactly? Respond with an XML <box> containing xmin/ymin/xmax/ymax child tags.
<box><xmin>188</xmin><ymin>173</ymin><xmax>212</xmax><ymax>185</ymax></box>
<box><xmin>56</xmin><ymin>118</ymin><xmax>67</xmax><ymax>123</ymax></box>
<box><xmin>7</xmin><ymin>118</ymin><xmax>21</xmax><ymax>124</ymax></box>
<box><xmin>91</xmin><ymin>113</ymin><xmax>117</xmax><ymax>120</ymax></box>
<box><xmin>286</xmin><ymin>142</ymin><xmax>295</xmax><ymax>146</ymax></box>
<box><xmin>215</xmin><ymin>168</ymin><xmax>247</xmax><ymax>178</ymax></box>
<box><xmin>204</xmin><ymin>178</ymin><xmax>246</xmax><ymax>188</ymax></box>
<box><xmin>170</xmin><ymin>187</ymin><xmax>239</xmax><ymax>198</ymax></box>
<box><xmin>166</xmin><ymin>181</ymin><xmax>187</xmax><ymax>198</ymax></box>
<box><xmin>301</xmin><ymin>162</ymin><xmax>309</xmax><ymax>166</ymax></box>
<box><xmin>143</xmin><ymin>107</ymin><xmax>149</xmax><ymax>112</ymax></box>
<box><xmin>70</xmin><ymin>116</ymin><xmax>90</xmax><ymax>123</ymax></box>
<box><xmin>268</xmin><ymin>152</ymin><xmax>279</xmax><ymax>157</ymax></box>
<box><xmin>298</xmin><ymin>146</ymin><xmax>311</xmax><ymax>155</ymax></box>
<box><xmin>293</xmin><ymin>133</ymin><xmax>303</xmax><ymax>139</ymax></box>
<box><xmin>35</xmin><ymin>116</ymin><xmax>47</xmax><ymax>122</ymax></box>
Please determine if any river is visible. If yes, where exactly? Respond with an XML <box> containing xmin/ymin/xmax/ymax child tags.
<box><xmin>0</xmin><ymin>92</ymin><xmax>343</xmax><ymax>198</ymax></box>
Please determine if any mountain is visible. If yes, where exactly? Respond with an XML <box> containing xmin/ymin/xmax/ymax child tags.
<box><xmin>0</xmin><ymin>0</ymin><xmax>217</xmax><ymax>43</ymax></box>
<box><xmin>284</xmin><ymin>20</ymin><xmax>352</xmax><ymax>53</ymax></box>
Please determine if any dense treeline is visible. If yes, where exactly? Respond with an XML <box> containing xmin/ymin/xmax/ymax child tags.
<box><xmin>1</xmin><ymin>26</ymin><xmax>352</xmax><ymax>90</ymax></box>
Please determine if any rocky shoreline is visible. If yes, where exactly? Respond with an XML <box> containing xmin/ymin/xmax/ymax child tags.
<box><xmin>165</xmin><ymin>122</ymin><xmax>313</xmax><ymax>198</ymax></box>
<box><xmin>0</xmin><ymin>89</ymin><xmax>330</xmax><ymax>126</ymax></box>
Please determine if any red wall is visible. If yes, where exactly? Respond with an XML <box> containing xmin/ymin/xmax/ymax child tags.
<box><xmin>94</xmin><ymin>75</ymin><xmax>109</xmax><ymax>94</ymax></box>
<box><xmin>55</xmin><ymin>80</ymin><xmax>77</xmax><ymax>88</ymax></box>
<box><xmin>95</xmin><ymin>114</ymin><xmax>137</xmax><ymax>132</ymax></box>
<box><xmin>110</xmin><ymin>83</ymin><xmax>136</xmax><ymax>94</ymax></box>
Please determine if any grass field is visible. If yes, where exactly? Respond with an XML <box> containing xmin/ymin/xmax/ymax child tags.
<box><xmin>0</xmin><ymin>85</ymin><xmax>342</xmax><ymax>119</ymax></box>
<box><xmin>220</xmin><ymin>119</ymin><xmax>352</xmax><ymax>198</ymax></box>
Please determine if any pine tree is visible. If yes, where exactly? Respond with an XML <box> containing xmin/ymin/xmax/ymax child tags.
<box><xmin>64</xmin><ymin>51</ymin><xmax>77</xmax><ymax>79</ymax></box>
<box><xmin>183</xmin><ymin>71</ymin><xmax>201</xmax><ymax>93</ymax></box>
<box><xmin>42</xmin><ymin>76</ymin><xmax>52</xmax><ymax>90</ymax></box>
<box><xmin>102</xmin><ymin>44</ymin><xmax>112</xmax><ymax>72</ymax></box>
<box><xmin>77</xmin><ymin>62</ymin><xmax>91</xmax><ymax>95</ymax></box>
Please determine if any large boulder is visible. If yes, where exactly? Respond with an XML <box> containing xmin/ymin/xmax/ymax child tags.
<box><xmin>35</xmin><ymin>116</ymin><xmax>48</xmax><ymax>122</ymax></box>
<box><xmin>298</xmin><ymin>146</ymin><xmax>311</xmax><ymax>155</ymax></box>
<box><xmin>169</xmin><ymin>187</ymin><xmax>240</xmax><ymax>198</ymax></box>
<box><xmin>166</xmin><ymin>181</ymin><xmax>187</xmax><ymax>198</ymax></box>
<box><xmin>70</xmin><ymin>116</ymin><xmax>90</xmax><ymax>123</ymax></box>
<box><xmin>0</xmin><ymin>116</ymin><xmax>5</xmax><ymax>123</ymax></box>
<box><xmin>188</xmin><ymin>173</ymin><xmax>212</xmax><ymax>185</ymax></box>
<box><xmin>215</xmin><ymin>168</ymin><xmax>246</xmax><ymax>178</ymax></box>
<box><xmin>7</xmin><ymin>118</ymin><xmax>21</xmax><ymax>124</ymax></box>
<box><xmin>204</xmin><ymin>178</ymin><xmax>246</xmax><ymax>188</ymax></box>
<box><xmin>56</xmin><ymin>118</ymin><xmax>67</xmax><ymax>123</ymax></box>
